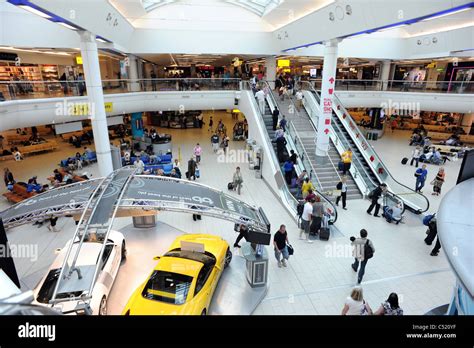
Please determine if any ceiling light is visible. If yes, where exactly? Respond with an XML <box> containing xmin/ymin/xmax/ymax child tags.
<box><xmin>18</xmin><ymin>5</ymin><xmax>51</xmax><ymax>19</ymax></box>
<box><xmin>57</xmin><ymin>22</ymin><xmax>78</xmax><ymax>30</ymax></box>
<box><xmin>422</xmin><ymin>7</ymin><xmax>471</xmax><ymax>21</ymax></box>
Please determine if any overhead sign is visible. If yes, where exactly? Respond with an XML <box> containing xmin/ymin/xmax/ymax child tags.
<box><xmin>104</xmin><ymin>102</ymin><xmax>113</xmax><ymax>112</ymax></box>
<box><xmin>277</xmin><ymin>59</ymin><xmax>290</xmax><ymax>67</ymax></box>
<box><xmin>76</xmin><ymin>56</ymin><xmax>83</xmax><ymax>65</ymax></box>
<box><xmin>0</xmin><ymin>52</ymin><xmax>18</xmax><ymax>61</ymax></box>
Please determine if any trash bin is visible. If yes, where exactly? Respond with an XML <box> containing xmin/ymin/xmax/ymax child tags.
<box><xmin>242</xmin><ymin>243</ymin><xmax>268</xmax><ymax>288</ymax></box>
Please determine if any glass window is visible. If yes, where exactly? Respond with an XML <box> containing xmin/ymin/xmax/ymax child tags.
<box><xmin>100</xmin><ymin>244</ymin><xmax>114</xmax><ymax>270</ymax></box>
<box><xmin>142</xmin><ymin>271</ymin><xmax>193</xmax><ymax>305</ymax></box>
<box><xmin>194</xmin><ymin>264</ymin><xmax>213</xmax><ymax>296</ymax></box>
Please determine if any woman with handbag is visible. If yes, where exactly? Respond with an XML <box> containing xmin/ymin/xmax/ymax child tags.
<box><xmin>431</xmin><ymin>167</ymin><xmax>445</xmax><ymax>196</ymax></box>
<box><xmin>341</xmin><ymin>287</ymin><xmax>373</xmax><ymax>315</ymax></box>
<box><xmin>273</xmin><ymin>224</ymin><xmax>290</xmax><ymax>268</ymax></box>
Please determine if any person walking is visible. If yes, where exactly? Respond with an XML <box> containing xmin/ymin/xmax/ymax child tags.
<box><xmin>47</xmin><ymin>216</ymin><xmax>59</xmax><ymax>232</ymax></box>
<box><xmin>351</xmin><ymin>229</ymin><xmax>375</xmax><ymax>284</ymax></box>
<box><xmin>415</xmin><ymin>164</ymin><xmax>428</xmax><ymax>193</ymax></box>
<box><xmin>274</xmin><ymin>224</ymin><xmax>290</xmax><ymax>267</ymax></box>
<box><xmin>301</xmin><ymin>177</ymin><xmax>315</xmax><ymax>199</ymax></box>
<box><xmin>255</xmin><ymin>88</ymin><xmax>266</xmax><ymax>114</ymax></box>
<box><xmin>208</xmin><ymin>116</ymin><xmax>214</xmax><ymax>132</ymax></box>
<box><xmin>233</xmin><ymin>223</ymin><xmax>249</xmax><ymax>248</ymax></box>
<box><xmin>221</xmin><ymin>134</ymin><xmax>230</xmax><ymax>155</ymax></box>
<box><xmin>187</xmin><ymin>156</ymin><xmax>197</xmax><ymax>180</ymax></box>
<box><xmin>431</xmin><ymin>167</ymin><xmax>445</xmax><ymax>196</ymax></box>
<box><xmin>232</xmin><ymin>166</ymin><xmax>243</xmax><ymax>195</ymax></box>
<box><xmin>193</xmin><ymin>143</ymin><xmax>202</xmax><ymax>164</ymax></box>
<box><xmin>410</xmin><ymin>145</ymin><xmax>422</xmax><ymax>166</ymax></box>
<box><xmin>283</xmin><ymin>159</ymin><xmax>294</xmax><ymax>186</ymax></box>
<box><xmin>336</xmin><ymin>176</ymin><xmax>348</xmax><ymax>210</ymax></box>
<box><xmin>341</xmin><ymin>287</ymin><xmax>372</xmax><ymax>315</ymax></box>
<box><xmin>424</xmin><ymin>216</ymin><xmax>442</xmax><ymax>256</ymax></box>
<box><xmin>272</xmin><ymin>107</ymin><xmax>279</xmax><ymax>131</ymax></box>
<box><xmin>373</xmin><ymin>293</ymin><xmax>404</xmax><ymax>315</ymax></box>
<box><xmin>341</xmin><ymin>148</ymin><xmax>353</xmax><ymax>175</ymax></box>
<box><xmin>150</xmin><ymin>71</ymin><xmax>157</xmax><ymax>91</ymax></box>
<box><xmin>367</xmin><ymin>183</ymin><xmax>387</xmax><ymax>217</ymax></box>
<box><xmin>299</xmin><ymin>198</ymin><xmax>314</xmax><ymax>243</ymax></box>
<box><xmin>210</xmin><ymin>132</ymin><xmax>220</xmax><ymax>153</ymax></box>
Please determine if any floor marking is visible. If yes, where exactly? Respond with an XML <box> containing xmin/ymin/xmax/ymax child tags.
<box><xmin>262</xmin><ymin>267</ymin><xmax>451</xmax><ymax>302</ymax></box>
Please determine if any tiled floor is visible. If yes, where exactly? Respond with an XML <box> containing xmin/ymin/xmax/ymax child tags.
<box><xmin>0</xmin><ymin>113</ymin><xmax>456</xmax><ymax>315</ymax></box>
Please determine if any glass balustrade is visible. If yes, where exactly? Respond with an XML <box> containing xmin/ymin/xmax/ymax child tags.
<box><xmin>306</xmin><ymin>79</ymin><xmax>473</xmax><ymax>94</ymax></box>
<box><xmin>0</xmin><ymin>78</ymin><xmax>241</xmax><ymax>101</ymax></box>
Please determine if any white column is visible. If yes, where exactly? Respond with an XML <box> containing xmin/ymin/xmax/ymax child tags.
<box><xmin>127</xmin><ymin>55</ymin><xmax>140</xmax><ymax>92</ymax></box>
<box><xmin>461</xmin><ymin>113</ymin><xmax>473</xmax><ymax>134</ymax></box>
<box><xmin>265</xmin><ymin>56</ymin><xmax>277</xmax><ymax>89</ymax></box>
<box><xmin>79</xmin><ymin>31</ymin><xmax>113</xmax><ymax>176</ymax></box>
<box><xmin>380</xmin><ymin>60</ymin><xmax>392</xmax><ymax>90</ymax></box>
<box><xmin>316</xmin><ymin>39</ymin><xmax>339</xmax><ymax>162</ymax></box>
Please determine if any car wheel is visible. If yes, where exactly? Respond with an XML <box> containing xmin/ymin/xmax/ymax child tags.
<box><xmin>99</xmin><ymin>296</ymin><xmax>107</xmax><ymax>316</ymax></box>
<box><xmin>121</xmin><ymin>240</ymin><xmax>127</xmax><ymax>261</ymax></box>
<box><xmin>224</xmin><ymin>248</ymin><xmax>232</xmax><ymax>268</ymax></box>
<box><xmin>201</xmin><ymin>309</ymin><xmax>207</xmax><ymax>316</ymax></box>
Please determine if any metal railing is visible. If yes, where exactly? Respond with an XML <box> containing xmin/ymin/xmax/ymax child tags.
<box><xmin>0</xmin><ymin>78</ymin><xmax>241</xmax><ymax>101</ymax></box>
<box><xmin>253</xmin><ymin>81</ymin><xmax>338</xmax><ymax>223</ymax></box>
<box><xmin>307</xmin><ymin>79</ymin><xmax>474</xmax><ymax>94</ymax></box>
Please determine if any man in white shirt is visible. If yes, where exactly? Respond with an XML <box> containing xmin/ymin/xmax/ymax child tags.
<box><xmin>255</xmin><ymin>89</ymin><xmax>266</xmax><ymax>115</ymax></box>
<box><xmin>299</xmin><ymin>198</ymin><xmax>314</xmax><ymax>243</ymax></box>
<box><xmin>295</xmin><ymin>90</ymin><xmax>304</xmax><ymax>111</ymax></box>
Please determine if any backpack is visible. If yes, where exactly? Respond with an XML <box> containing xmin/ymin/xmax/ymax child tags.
<box><xmin>364</xmin><ymin>240</ymin><xmax>374</xmax><ymax>260</ymax></box>
<box><xmin>423</xmin><ymin>214</ymin><xmax>435</xmax><ymax>226</ymax></box>
<box><xmin>297</xmin><ymin>202</ymin><xmax>305</xmax><ymax>217</ymax></box>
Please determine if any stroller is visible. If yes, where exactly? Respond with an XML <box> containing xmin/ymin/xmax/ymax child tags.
<box><xmin>233</xmin><ymin>122</ymin><xmax>245</xmax><ymax>141</ymax></box>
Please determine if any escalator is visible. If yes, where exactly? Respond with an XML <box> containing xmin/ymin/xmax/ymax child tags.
<box><xmin>243</xmin><ymin>82</ymin><xmax>338</xmax><ymax>224</ymax></box>
<box><xmin>302</xmin><ymin>81</ymin><xmax>429</xmax><ymax>214</ymax></box>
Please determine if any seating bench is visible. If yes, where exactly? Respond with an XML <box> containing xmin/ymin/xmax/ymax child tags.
<box><xmin>3</xmin><ymin>183</ymin><xmax>37</xmax><ymax>203</ymax></box>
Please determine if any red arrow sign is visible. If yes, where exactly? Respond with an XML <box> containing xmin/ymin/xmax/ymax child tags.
<box><xmin>324</xmin><ymin>129</ymin><xmax>330</xmax><ymax>135</ymax></box>
<box><xmin>328</xmin><ymin>88</ymin><xmax>334</xmax><ymax>95</ymax></box>
<box><xmin>329</xmin><ymin>77</ymin><xmax>335</xmax><ymax>84</ymax></box>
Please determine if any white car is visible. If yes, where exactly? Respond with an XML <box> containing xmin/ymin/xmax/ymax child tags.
<box><xmin>33</xmin><ymin>230</ymin><xmax>126</xmax><ymax>315</ymax></box>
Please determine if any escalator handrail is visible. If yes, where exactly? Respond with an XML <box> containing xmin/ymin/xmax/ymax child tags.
<box><xmin>301</xmin><ymin>81</ymin><xmax>428</xmax><ymax>213</ymax></box>
<box><xmin>242</xmin><ymin>82</ymin><xmax>300</xmax><ymax>211</ymax></box>
<box><xmin>331</xmin><ymin>92</ymin><xmax>430</xmax><ymax>213</ymax></box>
<box><xmin>260</xmin><ymin>81</ymin><xmax>337</xmax><ymax>223</ymax></box>
<box><xmin>303</xmin><ymin>83</ymin><xmax>407</xmax><ymax>213</ymax></box>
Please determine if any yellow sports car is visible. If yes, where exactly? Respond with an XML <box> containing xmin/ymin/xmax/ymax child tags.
<box><xmin>122</xmin><ymin>234</ymin><xmax>232</xmax><ymax>315</ymax></box>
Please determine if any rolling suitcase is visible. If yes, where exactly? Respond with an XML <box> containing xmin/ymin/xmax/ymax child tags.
<box><xmin>401</xmin><ymin>157</ymin><xmax>408</xmax><ymax>165</ymax></box>
<box><xmin>319</xmin><ymin>214</ymin><xmax>330</xmax><ymax>241</ymax></box>
<box><xmin>310</xmin><ymin>216</ymin><xmax>322</xmax><ymax>235</ymax></box>
<box><xmin>227</xmin><ymin>182</ymin><xmax>234</xmax><ymax>190</ymax></box>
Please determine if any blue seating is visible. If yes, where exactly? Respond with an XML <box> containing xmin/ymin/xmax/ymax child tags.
<box><xmin>163</xmin><ymin>163</ymin><xmax>173</xmax><ymax>175</ymax></box>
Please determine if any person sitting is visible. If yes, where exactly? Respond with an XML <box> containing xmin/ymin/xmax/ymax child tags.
<box><xmin>420</xmin><ymin>148</ymin><xmax>434</xmax><ymax>163</ymax></box>
<box><xmin>63</xmin><ymin>171</ymin><xmax>74</xmax><ymax>184</ymax></box>
<box><xmin>123</xmin><ymin>151</ymin><xmax>131</xmax><ymax>165</ymax></box>
<box><xmin>382</xmin><ymin>202</ymin><xmax>403</xmax><ymax>224</ymax></box>
<box><xmin>13</xmin><ymin>148</ymin><xmax>23</xmax><ymax>161</ymax></box>
<box><xmin>27</xmin><ymin>176</ymin><xmax>42</xmax><ymax>193</ymax></box>
<box><xmin>431</xmin><ymin>149</ymin><xmax>444</xmax><ymax>165</ymax></box>
<box><xmin>53</xmin><ymin>169</ymin><xmax>63</xmax><ymax>183</ymax></box>
<box><xmin>409</xmin><ymin>133</ymin><xmax>422</xmax><ymax>146</ymax></box>
<box><xmin>173</xmin><ymin>166</ymin><xmax>182</xmax><ymax>179</ymax></box>
<box><xmin>75</xmin><ymin>152</ymin><xmax>83</xmax><ymax>169</ymax></box>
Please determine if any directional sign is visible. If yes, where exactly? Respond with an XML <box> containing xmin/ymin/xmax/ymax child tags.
<box><xmin>325</xmin><ymin>119</ymin><xmax>331</xmax><ymax>125</ymax></box>
<box><xmin>329</xmin><ymin>77</ymin><xmax>335</xmax><ymax>84</ymax></box>
<box><xmin>324</xmin><ymin>129</ymin><xmax>330</xmax><ymax>135</ymax></box>
<box><xmin>328</xmin><ymin>88</ymin><xmax>334</xmax><ymax>95</ymax></box>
